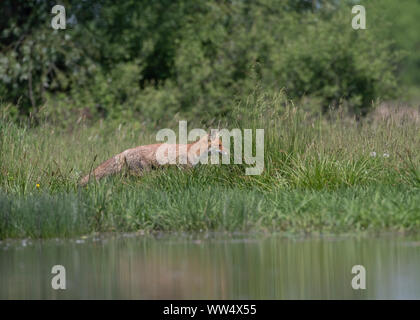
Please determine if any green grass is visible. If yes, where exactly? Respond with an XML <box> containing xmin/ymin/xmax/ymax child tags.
<box><xmin>1</xmin><ymin>184</ymin><xmax>420</xmax><ymax>239</ymax></box>
<box><xmin>1</xmin><ymin>94</ymin><xmax>419</xmax><ymax>239</ymax></box>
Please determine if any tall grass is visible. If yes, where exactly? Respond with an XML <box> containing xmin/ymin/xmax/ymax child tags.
<box><xmin>0</xmin><ymin>93</ymin><xmax>419</xmax><ymax>238</ymax></box>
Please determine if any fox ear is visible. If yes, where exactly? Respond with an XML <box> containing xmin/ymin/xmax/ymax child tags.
<box><xmin>209</xmin><ymin>130</ymin><xmax>219</xmax><ymax>140</ymax></box>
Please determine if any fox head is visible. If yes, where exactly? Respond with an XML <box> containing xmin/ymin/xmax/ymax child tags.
<box><xmin>208</xmin><ymin>131</ymin><xmax>228</xmax><ymax>156</ymax></box>
<box><xmin>196</xmin><ymin>131</ymin><xmax>228</xmax><ymax>156</ymax></box>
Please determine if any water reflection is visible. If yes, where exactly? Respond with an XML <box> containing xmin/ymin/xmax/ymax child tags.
<box><xmin>1</xmin><ymin>233</ymin><xmax>420</xmax><ymax>299</ymax></box>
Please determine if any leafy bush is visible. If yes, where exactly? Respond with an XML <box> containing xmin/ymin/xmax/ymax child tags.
<box><xmin>0</xmin><ymin>0</ymin><xmax>402</xmax><ymax>123</ymax></box>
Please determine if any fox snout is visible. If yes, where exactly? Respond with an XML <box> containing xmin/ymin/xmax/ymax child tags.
<box><xmin>219</xmin><ymin>149</ymin><xmax>228</xmax><ymax>156</ymax></box>
<box><xmin>210</xmin><ymin>146</ymin><xmax>228</xmax><ymax>156</ymax></box>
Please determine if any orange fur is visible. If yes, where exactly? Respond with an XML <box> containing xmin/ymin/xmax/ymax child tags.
<box><xmin>79</xmin><ymin>133</ymin><xmax>226</xmax><ymax>186</ymax></box>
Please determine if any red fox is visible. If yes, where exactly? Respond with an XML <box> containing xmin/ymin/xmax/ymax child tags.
<box><xmin>79</xmin><ymin>132</ymin><xmax>227</xmax><ymax>186</ymax></box>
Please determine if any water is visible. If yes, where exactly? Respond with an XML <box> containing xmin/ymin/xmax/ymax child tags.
<box><xmin>1</xmin><ymin>233</ymin><xmax>420</xmax><ymax>299</ymax></box>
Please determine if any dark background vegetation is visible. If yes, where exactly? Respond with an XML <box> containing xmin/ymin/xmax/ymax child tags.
<box><xmin>1</xmin><ymin>0</ymin><xmax>419</xmax><ymax>125</ymax></box>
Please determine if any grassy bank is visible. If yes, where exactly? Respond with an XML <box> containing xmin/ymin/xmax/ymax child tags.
<box><xmin>1</xmin><ymin>185</ymin><xmax>420</xmax><ymax>239</ymax></box>
<box><xmin>1</xmin><ymin>95</ymin><xmax>419</xmax><ymax>239</ymax></box>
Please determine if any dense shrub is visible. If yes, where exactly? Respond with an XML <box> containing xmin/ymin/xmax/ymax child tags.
<box><xmin>0</xmin><ymin>0</ymin><xmax>403</xmax><ymax>123</ymax></box>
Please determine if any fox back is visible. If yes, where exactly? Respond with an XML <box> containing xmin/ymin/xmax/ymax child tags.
<box><xmin>79</xmin><ymin>132</ymin><xmax>226</xmax><ymax>186</ymax></box>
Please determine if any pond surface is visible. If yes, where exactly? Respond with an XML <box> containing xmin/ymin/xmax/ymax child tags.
<box><xmin>1</xmin><ymin>233</ymin><xmax>420</xmax><ymax>299</ymax></box>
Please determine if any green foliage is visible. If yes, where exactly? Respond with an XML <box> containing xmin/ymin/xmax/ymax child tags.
<box><xmin>374</xmin><ymin>0</ymin><xmax>420</xmax><ymax>89</ymax></box>
<box><xmin>267</xmin><ymin>8</ymin><xmax>401</xmax><ymax>115</ymax></box>
<box><xmin>0</xmin><ymin>0</ymin><xmax>405</xmax><ymax>122</ymax></box>
<box><xmin>0</xmin><ymin>0</ymin><xmax>96</xmax><ymax>114</ymax></box>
